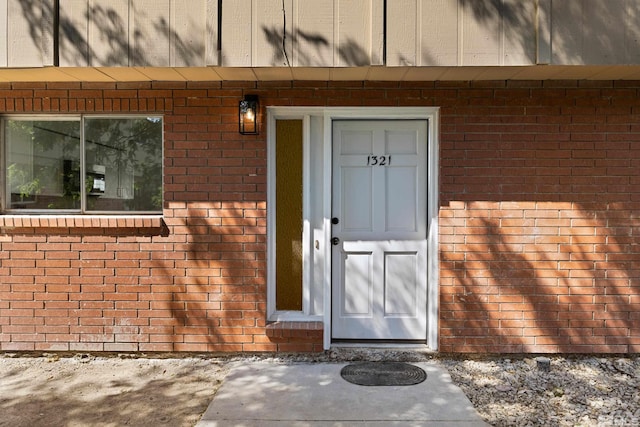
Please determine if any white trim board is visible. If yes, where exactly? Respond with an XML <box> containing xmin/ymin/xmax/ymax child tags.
<box><xmin>266</xmin><ymin>107</ymin><xmax>440</xmax><ymax>351</ymax></box>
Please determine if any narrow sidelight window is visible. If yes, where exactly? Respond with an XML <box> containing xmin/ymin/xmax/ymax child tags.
<box><xmin>275</xmin><ymin>119</ymin><xmax>304</xmax><ymax>310</ymax></box>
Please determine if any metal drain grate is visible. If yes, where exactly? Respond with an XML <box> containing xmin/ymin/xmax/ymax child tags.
<box><xmin>340</xmin><ymin>362</ymin><xmax>427</xmax><ymax>386</ymax></box>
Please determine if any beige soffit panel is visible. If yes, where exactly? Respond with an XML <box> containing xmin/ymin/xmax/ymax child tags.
<box><xmin>95</xmin><ymin>67</ymin><xmax>151</xmax><ymax>81</ymax></box>
<box><xmin>586</xmin><ymin>65</ymin><xmax>640</xmax><ymax>80</ymax></box>
<box><xmin>175</xmin><ymin>67</ymin><xmax>224</xmax><ymax>81</ymax></box>
<box><xmin>253</xmin><ymin>67</ymin><xmax>294</xmax><ymax>80</ymax></box>
<box><xmin>365</xmin><ymin>66</ymin><xmax>410</xmax><ymax>81</ymax></box>
<box><xmin>134</xmin><ymin>67</ymin><xmax>187</xmax><ymax>81</ymax></box>
<box><xmin>4</xmin><ymin>65</ymin><xmax>640</xmax><ymax>82</ymax></box>
<box><xmin>290</xmin><ymin>67</ymin><xmax>332</xmax><ymax>81</ymax></box>
<box><xmin>0</xmin><ymin>67</ymin><xmax>83</xmax><ymax>82</ymax></box>
<box><xmin>402</xmin><ymin>67</ymin><xmax>450</xmax><ymax>81</ymax></box>
<box><xmin>331</xmin><ymin>67</ymin><xmax>371</xmax><ymax>81</ymax></box>
<box><xmin>212</xmin><ymin>67</ymin><xmax>258</xmax><ymax>80</ymax></box>
<box><xmin>57</xmin><ymin>67</ymin><xmax>117</xmax><ymax>81</ymax></box>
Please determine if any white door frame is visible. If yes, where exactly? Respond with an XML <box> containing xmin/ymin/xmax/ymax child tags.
<box><xmin>266</xmin><ymin>107</ymin><xmax>439</xmax><ymax>350</ymax></box>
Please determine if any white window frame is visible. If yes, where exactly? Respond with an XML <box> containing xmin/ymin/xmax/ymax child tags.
<box><xmin>1</xmin><ymin>114</ymin><xmax>164</xmax><ymax>215</ymax></box>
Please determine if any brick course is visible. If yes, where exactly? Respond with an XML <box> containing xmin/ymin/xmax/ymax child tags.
<box><xmin>1</xmin><ymin>80</ymin><xmax>639</xmax><ymax>353</ymax></box>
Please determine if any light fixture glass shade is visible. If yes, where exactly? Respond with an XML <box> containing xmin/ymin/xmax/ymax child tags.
<box><xmin>239</xmin><ymin>95</ymin><xmax>259</xmax><ymax>134</ymax></box>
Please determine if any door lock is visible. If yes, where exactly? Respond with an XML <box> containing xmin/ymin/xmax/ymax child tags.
<box><xmin>331</xmin><ymin>237</ymin><xmax>340</xmax><ymax>246</ymax></box>
<box><xmin>331</xmin><ymin>217</ymin><xmax>339</xmax><ymax>224</ymax></box>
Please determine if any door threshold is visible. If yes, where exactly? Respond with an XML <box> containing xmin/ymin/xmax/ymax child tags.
<box><xmin>331</xmin><ymin>341</ymin><xmax>432</xmax><ymax>350</ymax></box>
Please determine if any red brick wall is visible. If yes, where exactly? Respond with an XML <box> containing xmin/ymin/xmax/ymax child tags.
<box><xmin>0</xmin><ymin>80</ymin><xmax>639</xmax><ymax>353</ymax></box>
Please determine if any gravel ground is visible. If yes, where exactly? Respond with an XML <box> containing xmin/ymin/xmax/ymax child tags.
<box><xmin>1</xmin><ymin>351</ymin><xmax>639</xmax><ymax>426</ymax></box>
<box><xmin>442</xmin><ymin>355</ymin><xmax>640</xmax><ymax>427</ymax></box>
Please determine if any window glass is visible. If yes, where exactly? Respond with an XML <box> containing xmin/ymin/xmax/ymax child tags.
<box><xmin>275</xmin><ymin>120</ymin><xmax>304</xmax><ymax>310</ymax></box>
<box><xmin>3</xmin><ymin>116</ymin><xmax>162</xmax><ymax>213</ymax></box>
<box><xmin>6</xmin><ymin>120</ymin><xmax>81</xmax><ymax>210</ymax></box>
<box><xmin>84</xmin><ymin>117</ymin><xmax>163</xmax><ymax>212</ymax></box>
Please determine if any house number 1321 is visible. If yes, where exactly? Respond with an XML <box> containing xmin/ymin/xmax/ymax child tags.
<box><xmin>367</xmin><ymin>155</ymin><xmax>391</xmax><ymax>166</ymax></box>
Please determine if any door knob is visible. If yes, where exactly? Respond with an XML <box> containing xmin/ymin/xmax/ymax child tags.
<box><xmin>331</xmin><ymin>237</ymin><xmax>340</xmax><ymax>246</ymax></box>
<box><xmin>331</xmin><ymin>217</ymin><xmax>339</xmax><ymax>224</ymax></box>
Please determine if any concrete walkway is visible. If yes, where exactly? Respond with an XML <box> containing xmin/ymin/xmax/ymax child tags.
<box><xmin>197</xmin><ymin>361</ymin><xmax>489</xmax><ymax>426</ymax></box>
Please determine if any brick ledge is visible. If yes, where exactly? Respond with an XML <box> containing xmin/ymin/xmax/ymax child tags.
<box><xmin>0</xmin><ymin>214</ymin><xmax>164</xmax><ymax>229</ymax></box>
<box><xmin>265</xmin><ymin>321</ymin><xmax>324</xmax><ymax>339</ymax></box>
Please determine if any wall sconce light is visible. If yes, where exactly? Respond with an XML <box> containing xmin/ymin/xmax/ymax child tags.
<box><xmin>239</xmin><ymin>95</ymin><xmax>259</xmax><ymax>135</ymax></box>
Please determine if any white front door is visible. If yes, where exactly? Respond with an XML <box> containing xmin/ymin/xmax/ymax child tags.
<box><xmin>331</xmin><ymin>120</ymin><xmax>428</xmax><ymax>340</ymax></box>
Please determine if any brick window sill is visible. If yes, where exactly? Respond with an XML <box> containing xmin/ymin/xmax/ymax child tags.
<box><xmin>0</xmin><ymin>214</ymin><xmax>165</xmax><ymax>234</ymax></box>
<box><xmin>265</xmin><ymin>321</ymin><xmax>324</xmax><ymax>340</ymax></box>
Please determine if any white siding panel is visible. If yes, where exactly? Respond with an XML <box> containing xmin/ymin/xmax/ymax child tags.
<box><xmin>337</xmin><ymin>0</ymin><xmax>369</xmax><ymax>66</ymax></box>
<box><xmin>551</xmin><ymin>0</ymin><xmax>635</xmax><ymax>65</ymax></box>
<box><xmin>502</xmin><ymin>0</ymin><xmax>535</xmax><ymax>65</ymax></box>
<box><xmin>0</xmin><ymin>0</ymin><xmax>7</xmax><ymax>67</ymax></box>
<box><xmin>551</xmin><ymin>0</ymin><xmax>582</xmax><ymax>65</ymax></box>
<box><xmin>205</xmin><ymin>0</ymin><xmax>219</xmax><ymax>66</ymax></box>
<box><xmin>420</xmin><ymin>0</ymin><xmax>458</xmax><ymax>66</ymax></box>
<box><xmin>171</xmin><ymin>0</ymin><xmax>207</xmax><ymax>67</ymax></box>
<box><xmin>295</xmin><ymin>0</ymin><xmax>334</xmax><ymax>66</ymax></box>
<box><xmin>87</xmin><ymin>0</ymin><xmax>129</xmax><ymax>66</ymax></box>
<box><xmin>461</xmin><ymin>0</ymin><xmax>501</xmax><ymax>65</ymax></box>
<box><xmin>42</xmin><ymin>0</ymin><xmax>55</xmax><ymax>66</ymax></box>
<box><xmin>254</xmin><ymin>0</ymin><xmax>292</xmax><ymax>66</ymax></box>
<box><xmin>626</xmin><ymin>0</ymin><xmax>640</xmax><ymax>64</ymax></box>
<box><xmin>7</xmin><ymin>0</ymin><xmax>43</xmax><ymax>66</ymax></box>
<box><xmin>221</xmin><ymin>0</ymin><xmax>252</xmax><ymax>66</ymax></box>
<box><xmin>59</xmin><ymin>0</ymin><xmax>90</xmax><ymax>67</ymax></box>
<box><xmin>387</xmin><ymin>0</ymin><xmax>418</xmax><ymax>66</ymax></box>
<box><xmin>537</xmin><ymin>0</ymin><xmax>551</xmax><ymax>64</ymax></box>
<box><xmin>583</xmin><ymin>0</ymin><xmax>626</xmax><ymax>64</ymax></box>
<box><xmin>132</xmin><ymin>0</ymin><xmax>171</xmax><ymax>66</ymax></box>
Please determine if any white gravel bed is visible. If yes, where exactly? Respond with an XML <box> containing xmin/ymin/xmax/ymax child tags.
<box><xmin>442</xmin><ymin>356</ymin><xmax>640</xmax><ymax>427</ymax></box>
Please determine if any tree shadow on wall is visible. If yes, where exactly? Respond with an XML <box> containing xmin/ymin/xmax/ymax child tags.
<box><xmin>155</xmin><ymin>202</ymin><xmax>268</xmax><ymax>352</ymax></box>
<box><xmin>17</xmin><ymin>0</ymin><xmax>205</xmax><ymax>67</ymax></box>
<box><xmin>261</xmin><ymin>27</ymin><xmax>371</xmax><ymax>67</ymax></box>
<box><xmin>440</xmin><ymin>175</ymin><xmax>639</xmax><ymax>352</ymax></box>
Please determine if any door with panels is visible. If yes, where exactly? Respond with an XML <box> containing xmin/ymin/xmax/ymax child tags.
<box><xmin>331</xmin><ymin>120</ymin><xmax>428</xmax><ymax>340</ymax></box>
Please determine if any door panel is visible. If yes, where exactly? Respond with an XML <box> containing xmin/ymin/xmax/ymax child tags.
<box><xmin>342</xmin><ymin>167</ymin><xmax>373</xmax><ymax>232</ymax></box>
<box><xmin>386</xmin><ymin>166</ymin><xmax>417</xmax><ymax>231</ymax></box>
<box><xmin>332</xmin><ymin>120</ymin><xmax>428</xmax><ymax>340</ymax></box>
<box><xmin>341</xmin><ymin>250</ymin><xmax>374</xmax><ymax>316</ymax></box>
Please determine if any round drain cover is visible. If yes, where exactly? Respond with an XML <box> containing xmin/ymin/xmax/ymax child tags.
<box><xmin>340</xmin><ymin>362</ymin><xmax>427</xmax><ymax>386</ymax></box>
